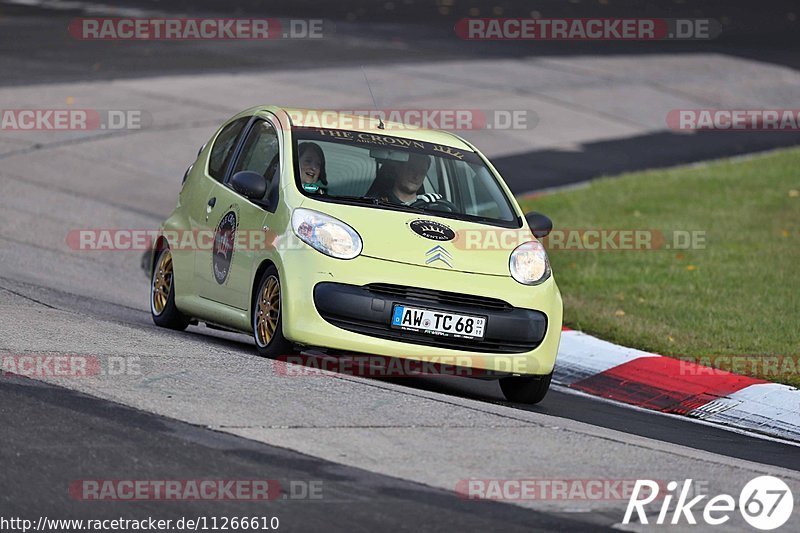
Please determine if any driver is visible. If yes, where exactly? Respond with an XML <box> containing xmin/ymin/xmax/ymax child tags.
<box><xmin>380</xmin><ymin>153</ymin><xmax>442</xmax><ymax>206</ymax></box>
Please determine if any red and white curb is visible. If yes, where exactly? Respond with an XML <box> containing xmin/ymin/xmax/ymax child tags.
<box><xmin>554</xmin><ymin>328</ymin><xmax>800</xmax><ymax>443</ymax></box>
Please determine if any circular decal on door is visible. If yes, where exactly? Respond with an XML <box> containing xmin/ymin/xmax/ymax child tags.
<box><xmin>408</xmin><ymin>219</ymin><xmax>455</xmax><ymax>241</ymax></box>
<box><xmin>213</xmin><ymin>210</ymin><xmax>238</xmax><ymax>284</ymax></box>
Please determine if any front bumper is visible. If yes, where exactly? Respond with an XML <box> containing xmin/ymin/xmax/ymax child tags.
<box><xmin>313</xmin><ymin>282</ymin><xmax>547</xmax><ymax>353</ymax></box>
<box><xmin>277</xmin><ymin>252</ymin><xmax>562</xmax><ymax>376</ymax></box>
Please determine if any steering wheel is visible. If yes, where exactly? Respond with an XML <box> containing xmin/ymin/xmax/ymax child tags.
<box><xmin>410</xmin><ymin>196</ymin><xmax>458</xmax><ymax>213</ymax></box>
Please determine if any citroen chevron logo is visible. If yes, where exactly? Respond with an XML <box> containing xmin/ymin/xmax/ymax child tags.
<box><xmin>425</xmin><ymin>245</ymin><xmax>453</xmax><ymax>268</ymax></box>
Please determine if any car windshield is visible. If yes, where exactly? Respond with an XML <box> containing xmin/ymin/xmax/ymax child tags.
<box><xmin>292</xmin><ymin>127</ymin><xmax>520</xmax><ymax>227</ymax></box>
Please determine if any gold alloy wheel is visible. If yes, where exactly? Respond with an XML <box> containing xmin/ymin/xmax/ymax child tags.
<box><xmin>151</xmin><ymin>249</ymin><xmax>173</xmax><ymax>316</ymax></box>
<box><xmin>256</xmin><ymin>275</ymin><xmax>281</xmax><ymax>346</ymax></box>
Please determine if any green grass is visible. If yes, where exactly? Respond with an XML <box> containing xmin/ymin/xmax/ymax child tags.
<box><xmin>518</xmin><ymin>147</ymin><xmax>800</xmax><ymax>387</ymax></box>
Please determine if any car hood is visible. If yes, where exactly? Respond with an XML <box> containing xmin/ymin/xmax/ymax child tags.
<box><xmin>302</xmin><ymin>201</ymin><xmax>533</xmax><ymax>276</ymax></box>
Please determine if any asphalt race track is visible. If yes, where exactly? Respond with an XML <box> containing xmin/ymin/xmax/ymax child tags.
<box><xmin>2</xmin><ymin>375</ymin><xmax>605</xmax><ymax>532</ymax></box>
<box><xmin>1</xmin><ymin>1</ymin><xmax>800</xmax><ymax>531</ymax></box>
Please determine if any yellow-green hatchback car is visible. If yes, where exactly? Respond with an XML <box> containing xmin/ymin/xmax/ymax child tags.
<box><xmin>150</xmin><ymin>106</ymin><xmax>562</xmax><ymax>403</ymax></box>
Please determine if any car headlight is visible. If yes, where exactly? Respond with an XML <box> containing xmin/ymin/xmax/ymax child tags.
<box><xmin>509</xmin><ymin>241</ymin><xmax>551</xmax><ymax>285</ymax></box>
<box><xmin>291</xmin><ymin>208</ymin><xmax>362</xmax><ymax>259</ymax></box>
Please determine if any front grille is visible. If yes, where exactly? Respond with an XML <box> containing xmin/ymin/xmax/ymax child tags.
<box><xmin>364</xmin><ymin>283</ymin><xmax>512</xmax><ymax>311</ymax></box>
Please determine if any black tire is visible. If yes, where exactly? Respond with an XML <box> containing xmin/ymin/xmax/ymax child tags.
<box><xmin>499</xmin><ymin>372</ymin><xmax>552</xmax><ymax>404</ymax></box>
<box><xmin>150</xmin><ymin>247</ymin><xmax>191</xmax><ymax>331</ymax></box>
<box><xmin>252</xmin><ymin>266</ymin><xmax>292</xmax><ymax>358</ymax></box>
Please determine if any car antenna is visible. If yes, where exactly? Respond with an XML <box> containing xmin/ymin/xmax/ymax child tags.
<box><xmin>361</xmin><ymin>66</ymin><xmax>385</xmax><ymax>130</ymax></box>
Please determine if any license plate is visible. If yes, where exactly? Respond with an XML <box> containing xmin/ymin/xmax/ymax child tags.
<box><xmin>391</xmin><ymin>305</ymin><xmax>486</xmax><ymax>340</ymax></box>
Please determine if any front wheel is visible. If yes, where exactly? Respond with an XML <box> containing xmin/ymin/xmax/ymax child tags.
<box><xmin>150</xmin><ymin>247</ymin><xmax>190</xmax><ymax>331</ymax></box>
<box><xmin>252</xmin><ymin>266</ymin><xmax>292</xmax><ymax>358</ymax></box>
<box><xmin>499</xmin><ymin>372</ymin><xmax>552</xmax><ymax>404</ymax></box>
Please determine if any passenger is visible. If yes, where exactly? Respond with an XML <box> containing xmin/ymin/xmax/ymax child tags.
<box><xmin>297</xmin><ymin>142</ymin><xmax>328</xmax><ymax>194</ymax></box>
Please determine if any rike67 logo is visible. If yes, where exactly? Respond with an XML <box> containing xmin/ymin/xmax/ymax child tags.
<box><xmin>623</xmin><ymin>476</ymin><xmax>794</xmax><ymax>530</ymax></box>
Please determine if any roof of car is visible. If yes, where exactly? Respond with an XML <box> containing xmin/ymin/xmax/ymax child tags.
<box><xmin>268</xmin><ymin>106</ymin><xmax>475</xmax><ymax>151</ymax></box>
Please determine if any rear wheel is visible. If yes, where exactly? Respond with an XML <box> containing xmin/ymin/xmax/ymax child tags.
<box><xmin>499</xmin><ymin>372</ymin><xmax>552</xmax><ymax>404</ymax></box>
<box><xmin>253</xmin><ymin>266</ymin><xmax>291</xmax><ymax>358</ymax></box>
<box><xmin>150</xmin><ymin>247</ymin><xmax>190</xmax><ymax>330</ymax></box>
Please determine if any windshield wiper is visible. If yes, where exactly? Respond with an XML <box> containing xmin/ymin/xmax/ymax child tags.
<box><xmin>403</xmin><ymin>203</ymin><xmax>516</xmax><ymax>226</ymax></box>
<box><xmin>326</xmin><ymin>195</ymin><xmax>422</xmax><ymax>212</ymax></box>
<box><xmin>327</xmin><ymin>195</ymin><xmax>381</xmax><ymax>204</ymax></box>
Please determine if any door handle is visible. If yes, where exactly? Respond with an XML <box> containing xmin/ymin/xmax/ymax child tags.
<box><xmin>205</xmin><ymin>197</ymin><xmax>217</xmax><ymax>222</ymax></box>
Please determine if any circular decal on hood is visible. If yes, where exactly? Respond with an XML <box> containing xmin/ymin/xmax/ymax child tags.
<box><xmin>409</xmin><ymin>219</ymin><xmax>455</xmax><ymax>241</ymax></box>
<box><xmin>213</xmin><ymin>210</ymin><xmax>237</xmax><ymax>284</ymax></box>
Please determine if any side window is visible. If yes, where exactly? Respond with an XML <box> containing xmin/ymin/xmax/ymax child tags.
<box><xmin>231</xmin><ymin>120</ymin><xmax>280</xmax><ymax>184</ymax></box>
<box><xmin>454</xmin><ymin>163</ymin><xmax>511</xmax><ymax>220</ymax></box>
<box><xmin>207</xmin><ymin>117</ymin><xmax>249</xmax><ymax>182</ymax></box>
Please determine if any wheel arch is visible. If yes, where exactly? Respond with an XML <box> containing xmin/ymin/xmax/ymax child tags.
<box><xmin>251</xmin><ymin>259</ymin><xmax>278</xmax><ymax>321</ymax></box>
<box><xmin>149</xmin><ymin>236</ymin><xmax>169</xmax><ymax>277</ymax></box>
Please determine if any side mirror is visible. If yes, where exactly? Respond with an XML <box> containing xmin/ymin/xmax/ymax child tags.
<box><xmin>525</xmin><ymin>212</ymin><xmax>553</xmax><ymax>239</ymax></box>
<box><xmin>230</xmin><ymin>171</ymin><xmax>267</xmax><ymax>201</ymax></box>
